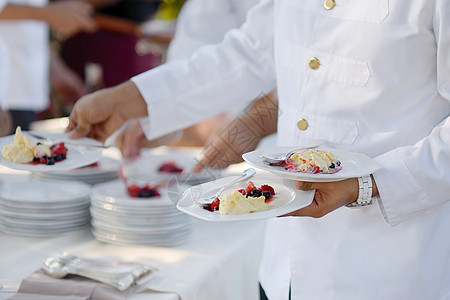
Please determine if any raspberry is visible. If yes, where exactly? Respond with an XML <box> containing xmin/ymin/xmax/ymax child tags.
<box><xmin>158</xmin><ymin>161</ymin><xmax>183</xmax><ymax>173</ymax></box>
<box><xmin>244</xmin><ymin>181</ymin><xmax>256</xmax><ymax>194</ymax></box>
<box><xmin>210</xmin><ymin>197</ymin><xmax>220</xmax><ymax>211</ymax></box>
<box><xmin>260</xmin><ymin>184</ymin><xmax>276</xmax><ymax>196</ymax></box>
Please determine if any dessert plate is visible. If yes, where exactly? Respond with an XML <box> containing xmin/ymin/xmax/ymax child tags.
<box><xmin>242</xmin><ymin>146</ymin><xmax>381</xmax><ymax>182</ymax></box>
<box><xmin>176</xmin><ymin>174</ymin><xmax>314</xmax><ymax>222</ymax></box>
<box><xmin>0</xmin><ymin>134</ymin><xmax>102</xmax><ymax>172</ymax></box>
<box><xmin>122</xmin><ymin>148</ymin><xmax>221</xmax><ymax>185</ymax></box>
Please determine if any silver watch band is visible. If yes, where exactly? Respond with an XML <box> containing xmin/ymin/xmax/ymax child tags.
<box><xmin>345</xmin><ymin>175</ymin><xmax>373</xmax><ymax>208</ymax></box>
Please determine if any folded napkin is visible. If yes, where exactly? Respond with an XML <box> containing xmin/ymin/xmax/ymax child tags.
<box><xmin>7</xmin><ymin>270</ymin><xmax>136</xmax><ymax>300</ymax></box>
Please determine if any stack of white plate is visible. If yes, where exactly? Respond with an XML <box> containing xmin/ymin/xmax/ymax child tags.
<box><xmin>123</xmin><ymin>148</ymin><xmax>221</xmax><ymax>186</ymax></box>
<box><xmin>32</xmin><ymin>157</ymin><xmax>120</xmax><ymax>185</ymax></box>
<box><xmin>90</xmin><ymin>180</ymin><xmax>192</xmax><ymax>246</ymax></box>
<box><xmin>0</xmin><ymin>180</ymin><xmax>92</xmax><ymax>237</ymax></box>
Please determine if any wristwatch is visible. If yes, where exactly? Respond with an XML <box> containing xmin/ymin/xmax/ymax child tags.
<box><xmin>345</xmin><ymin>175</ymin><xmax>373</xmax><ymax>208</ymax></box>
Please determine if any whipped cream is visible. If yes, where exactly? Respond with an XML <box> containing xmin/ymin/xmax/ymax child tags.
<box><xmin>219</xmin><ymin>190</ymin><xmax>269</xmax><ymax>214</ymax></box>
<box><xmin>288</xmin><ymin>149</ymin><xmax>340</xmax><ymax>173</ymax></box>
<box><xmin>1</xmin><ymin>126</ymin><xmax>36</xmax><ymax>163</ymax></box>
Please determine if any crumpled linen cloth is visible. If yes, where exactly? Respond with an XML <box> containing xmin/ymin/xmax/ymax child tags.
<box><xmin>7</xmin><ymin>270</ymin><xmax>135</xmax><ymax>300</ymax></box>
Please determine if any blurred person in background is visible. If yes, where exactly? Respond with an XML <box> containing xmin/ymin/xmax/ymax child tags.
<box><xmin>0</xmin><ymin>108</ymin><xmax>12</xmax><ymax>136</ymax></box>
<box><xmin>115</xmin><ymin>0</ymin><xmax>263</xmax><ymax>158</ymax></box>
<box><xmin>59</xmin><ymin>0</ymin><xmax>164</xmax><ymax>93</ymax></box>
<box><xmin>0</xmin><ymin>0</ymin><xmax>96</xmax><ymax>132</ymax></box>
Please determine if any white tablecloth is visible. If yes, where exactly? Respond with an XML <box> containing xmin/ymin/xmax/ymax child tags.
<box><xmin>0</xmin><ymin>163</ymin><xmax>267</xmax><ymax>300</ymax></box>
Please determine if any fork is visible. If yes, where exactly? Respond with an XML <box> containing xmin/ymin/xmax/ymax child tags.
<box><xmin>28</xmin><ymin>133</ymin><xmax>109</xmax><ymax>149</ymax></box>
<box><xmin>192</xmin><ymin>168</ymin><xmax>256</xmax><ymax>207</ymax></box>
<box><xmin>258</xmin><ymin>139</ymin><xmax>325</xmax><ymax>165</ymax></box>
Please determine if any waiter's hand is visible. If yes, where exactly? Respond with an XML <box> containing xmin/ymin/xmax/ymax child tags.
<box><xmin>67</xmin><ymin>81</ymin><xmax>148</xmax><ymax>142</ymax></box>
<box><xmin>116</xmin><ymin>119</ymin><xmax>182</xmax><ymax>159</ymax></box>
<box><xmin>282</xmin><ymin>178</ymin><xmax>359</xmax><ymax>218</ymax></box>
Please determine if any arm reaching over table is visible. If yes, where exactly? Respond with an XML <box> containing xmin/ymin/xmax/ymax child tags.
<box><xmin>193</xmin><ymin>91</ymin><xmax>278</xmax><ymax>172</ymax></box>
<box><xmin>67</xmin><ymin>81</ymin><xmax>148</xmax><ymax>142</ymax></box>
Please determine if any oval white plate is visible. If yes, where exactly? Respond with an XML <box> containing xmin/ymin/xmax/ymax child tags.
<box><xmin>176</xmin><ymin>174</ymin><xmax>314</xmax><ymax>222</ymax></box>
<box><xmin>0</xmin><ymin>180</ymin><xmax>91</xmax><ymax>204</ymax></box>
<box><xmin>0</xmin><ymin>134</ymin><xmax>102</xmax><ymax>172</ymax></box>
<box><xmin>242</xmin><ymin>146</ymin><xmax>381</xmax><ymax>182</ymax></box>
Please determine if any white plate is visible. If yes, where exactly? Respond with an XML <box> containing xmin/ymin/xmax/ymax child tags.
<box><xmin>92</xmin><ymin>229</ymin><xmax>191</xmax><ymax>247</ymax></box>
<box><xmin>242</xmin><ymin>146</ymin><xmax>381</xmax><ymax>182</ymax></box>
<box><xmin>0</xmin><ymin>180</ymin><xmax>91</xmax><ymax>203</ymax></box>
<box><xmin>91</xmin><ymin>180</ymin><xmax>187</xmax><ymax>207</ymax></box>
<box><xmin>34</xmin><ymin>156</ymin><xmax>119</xmax><ymax>177</ymax></box>
<box><xmin>123</xmin><ymin>149</ymin><xmax>221</xmax><ymax>185</ymax></box>
<box><xmin>176</xmin><ymin>174</ymin><xmax>314</xmax><ymax>222</ymax></box>
<box><xmin>0</xmin><ymin>134</ymin><xmax>102</xmax><ymax>172</ymax></box>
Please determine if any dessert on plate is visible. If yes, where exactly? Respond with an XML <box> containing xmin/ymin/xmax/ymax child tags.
<box><xmin>203</xmin><ymin>181</ymin><xmax>276</xmax><ymax>214</ymax></box>
<box><xmin>280</xmin><ymin>148</ymin><xmax>342</xmax><ymax>174</ymax></box>
<box><xmin>158</xmin><ymin>161</ymin><xmax>184</xmax><ymax>173</ymax></box>
<box><xmin>1</xmin><ymin>126</ymin><xmax>67</xmax><ymax>165</ymax></box>
<box><xmin>126</xmin><ymin>183</ymin><xmax>161</xmax><ymax>198</ymax></box>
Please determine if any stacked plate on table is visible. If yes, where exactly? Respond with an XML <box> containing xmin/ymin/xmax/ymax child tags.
<box><xmin>90</xmin><ymin>180</ymin><xmax>192</xmax><ymax>247</ymax></box>
<box><xmin>122</xmin><ymin>147</ymin><xmax>221</xmax><ymax>186</ymax></box>
<box><xmin>32</xmin><ymin>156</ymin><xmax>120</xmax><ymax>185</ymax></box>
<box><xmin>0</xmin><ymin>180</ymin><xmax>92</xmax><ymax>237</ymax></box>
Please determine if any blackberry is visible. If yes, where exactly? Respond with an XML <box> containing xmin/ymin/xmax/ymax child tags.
<box><xmin>46</xmin><ymin>156</ymin><xmax>55</xmax><ymax>165</ymax></box>
<box><xmin>329</xmin><ymin>163</ymin><xmax>335</xmax><ymax>169</ymax></box>
<box><xmin>138</xmin><ymin>189</ymin><xmax>156</xmax><ymax>198</ymax></box>
<box><xmin>54</xmin><ymin>154</ymin><xmax>65</xmax><ymax>161</ymax></box>
<box><xmin>246</xmin><ymin>189</ymin><xmax>263</xmax><ymax>198</ymax></box>
<box><xmin>262</xmin><ymin>191</ymin><xmax>272</xmax><ymax>199</ymax></box>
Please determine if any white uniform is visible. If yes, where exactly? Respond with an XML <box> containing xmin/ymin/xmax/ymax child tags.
<box><xmin>167</xmin><ymin>0</ymin><xmax>260</xmax><ymax>61</ymax></box>
<box><xmin>132</xmin><ymin>0</ymin><xmax>450</xmax><ymax>299</ymax></box>
<box><xmin>0</xmin><ymin>0</ymin><xmax>49</xmax><ymax>112</ymax></box>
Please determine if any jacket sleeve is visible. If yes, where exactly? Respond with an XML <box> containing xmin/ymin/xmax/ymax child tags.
<box><xmin>131</xmin><ymin>0</ymin><xmax>276</xmax><ymax>140</ymax></box>
<box><xmin>373</xmin><ymin>0</ymin><xmax>450</xmax><ymax>226</ymax></box>
<box><xmin>166</xmin><ymin>0</ymin><xmax>240</xmax><ymax>61</ymax></box>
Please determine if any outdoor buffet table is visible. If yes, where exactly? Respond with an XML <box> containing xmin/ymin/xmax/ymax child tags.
<box><xmin>0</xmin><ymin>157</ymin><xmax>267</xmax><ymax>300</ymax></box>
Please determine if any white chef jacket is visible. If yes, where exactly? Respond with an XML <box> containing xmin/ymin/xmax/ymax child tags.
<box><xmin>0</xmin><ymin>0</ymin><xmax>49</xmax><ymax>111</ymax></box>
<box><xmin>132</xmin><ymin>0</ymin><xmax>450</xmax><ymax>299</ymax></box>
<box><xmin>167</xmin><ymin>0</ymin><xmax>260</xmax><ymax>61</ymax></box>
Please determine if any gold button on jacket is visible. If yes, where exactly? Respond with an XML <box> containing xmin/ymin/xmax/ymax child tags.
<box><xmin>308</xmin><ymin>57</ymin><xmax>320</xmax><ymax>70</ymax></box>
<box><xmin>297</xmin><ymin>118</ymin><xmax>308</xmax><ymax>130</ymax></box>
<box><xmin>323</xmin><ymin>0</ymin><xmax>336</xmax><ymax>10</ymax></box>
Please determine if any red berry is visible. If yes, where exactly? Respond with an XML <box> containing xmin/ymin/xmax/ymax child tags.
<box><xmin>127</xmin><ymin>184</ymin><xmax>141</xmax><ymax>198</ymax></box>
<box><xmin>159</xmin><ymin>161</ymin><xmax>183</xmax><ymax>173</ymax></box>
<box><xmin>260</xmin><ymin>184</ymin><xmax>276</xmax><ymax>196</ymax></box>
<box><xmin>245</xmin><ymin>181</ymin><xmax>256</xmax><ymax>194</ymax></box>
<box><xmin>311</xmin><ymin>166</ymin><xmax>321</xmax><ymax>174</ymax></box>
<box><xmin>50</xmin><ymin>142</ymin><xmax>67</xmax><ymax>156</ymax></box>
<box><xmin>210</xmin><ymin>197</ymin><xmax>220</xmax><ymax>211</ymax></box>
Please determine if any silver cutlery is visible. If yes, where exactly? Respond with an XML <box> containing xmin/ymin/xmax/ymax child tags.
<box><xmin>28</xmin><ymin>133</ymin><xmax>109</xmax><ymax>149</ymax></box>
<box><xmin>192</xmin><ymin>168</ymin><xmax>256</xmax><ymax>207</ymax></box>
<box><xmin>41</xmin><ymin>254</ymin><xmax>155</xmax><ymax>291</ymax></box>
<box><xmin>258</xmin><ymin>139</ymin><xmax>325</xmax><ymax>165</ymax></box>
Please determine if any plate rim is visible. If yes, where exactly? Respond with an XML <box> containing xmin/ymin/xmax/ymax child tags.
<box><xmin>242</xmin><ymin>146</ymin><xmax>381</xmax><ymax>182</ymax></box>
<box><xmin>0</xmin><ymin>134</ymin><xmax>102</xmax><ymax>172</ymax></box>
<box><xmin>176</xmin><ymin>173</ymin><xmax>314</xmax><ymax>222</ymax></box>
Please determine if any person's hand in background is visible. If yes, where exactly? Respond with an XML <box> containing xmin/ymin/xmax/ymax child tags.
<box><xmin>0</xmin><ymin>0</ymin><xmax>97</xmax><ymax>38</ymax></box>
<box><xmin>49</xmin><ymin>50</ymin><xmax>87</xmax><ymax>110</ymax></box>
<box><xmin>42</xmin><ymin>0</ymin><xmax>97</xmax><ymax>38</ymax></box>
<box><xmin>193</xmin><ymin>91</ymin><xmax>278</xmax><ymax>172</ymax></box>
